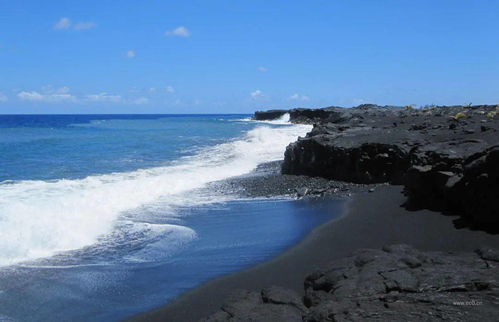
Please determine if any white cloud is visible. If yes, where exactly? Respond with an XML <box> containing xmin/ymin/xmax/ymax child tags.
<box><xmin>15</xmin><ymin>87</ymin><xmax>156</xmax><ymax>105</ymax></box>
<box><xmin>289</xmin><ymin>93</ymin><xmax>310</xmax><ymax>101</ymax></box>
<box><xmin>15</xmin><ymin>87</ymin><xmax>159</xmax><ymax>105</ymax></box>
<box><xmin>251</xmin><ymin>89</ymin><xmax>264</xmax><ymax>99</ymax></box>
<box><xmin>131</xmin><ymin>97</ymin><xmax>149</xmax><ymax>105</ymax></box>
<box><xmin>18</xmin><ymin>90</ymin><xmax>76</xmax><ymax>102</ymax></box>
<box><xmin>126</xmin><ymin>50</ymin><xmax>136</xmax><ymax>58</ymax></box>
<box><xmin>85</xmin><ymin>93</ymin><xmax>122</xmax><ymax>103</ymax></box>
<box><xmin>74</xmin><ymin>21</ymin><xmax>96</xmax><ymax>31</ymax></box>
<box><xmin>51</xmin><ymin>93</ymin><xmax>75</xmax><ymax>102</ymax></box>
<box><xmin>0</xmin><ymin>93</ymin><xmax>8</xmax><ymax>102</ymax></box>
<box><xmin>257</xmin><ymin>67</ymin><xmax>268</xmax><ymax>72</ymax></box>
<box><xmin>56</xmin><ymin>86</ymin><xmax>70</xmax><ymax>94</ymax></box>
<box><xmin>165</xmin><ymin>26</ymin><xmax>191</xmax><ymax>37</ymax></box>
<box><xmin>42</xmin><ymin>85</ymin><xmax>70</xmax><ymax>94</ymax></box>
<box><xmin>194</xmin><ymin>99</ymin><xmax>202</xmax><ymax>105</ymax></box>
<box><xmin>54</xmin><ymin>17</ymin><xmax>71</xmax><ymax>30</ymax></box>
<box><xmin>18</xmin><ymin>91</ymin><xmax>44</xmax><ymax>101</ymax></box>
<box><xmin>54</xmin><ymin>18</ymin><xmax>96</xmax><ymax>31</ymax></box>
<box><xmin>150</xmin><ymin>86</ymin><xmax>174</xmax><ymax>93</ymax></box>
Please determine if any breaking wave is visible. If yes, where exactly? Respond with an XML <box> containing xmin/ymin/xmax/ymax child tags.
<box><xmin>0</xmin><ymin>122</ymin><xmax>311</xmax><ymax>266</ymax></box>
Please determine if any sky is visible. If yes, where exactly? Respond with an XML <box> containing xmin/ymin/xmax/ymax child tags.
<box><xmin>1</xmin><ymin>0</ymin><xmax>499</xmax><ymax>114</ymax></box>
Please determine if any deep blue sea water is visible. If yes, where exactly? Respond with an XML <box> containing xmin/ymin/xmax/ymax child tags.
<box><xmin>0</xmin><ymin>114</ymin><xmax>342</xmax><ymax>321</ymax></box>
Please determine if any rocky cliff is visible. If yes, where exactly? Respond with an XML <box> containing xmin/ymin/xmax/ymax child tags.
<box><xmin>260</xmin><ymin>104</ymin><xmax>499</xmax><ymax>230</ymax></box>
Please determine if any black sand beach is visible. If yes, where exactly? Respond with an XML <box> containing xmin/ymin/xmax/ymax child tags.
<box><xmin>133</xmin><ymin>185</ymin><xmax>499</xmax><ymax>321</ymax></box>
<box><xmin>134</xmin><ymin>104</ymin><xmax>499</xmax><ymax>321</ymax></box>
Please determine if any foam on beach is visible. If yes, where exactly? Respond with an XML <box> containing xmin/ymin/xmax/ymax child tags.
<box><xmin>0</xmin><ymin>121</ymin><xmax>311</xmax><ymax>266</ymax></box>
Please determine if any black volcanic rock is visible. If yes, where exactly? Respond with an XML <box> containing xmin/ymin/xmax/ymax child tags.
<box><xmin>203</xmin><ymin>245</ymin><xmax>499</xmax><ymax>321</ymax></box>
<box><xmin>201</xmin><ymin>105</ymin><xmax>499</xmax><ymax>322</ymax></box>
<box><xmin>275</xmin><ymin>104</ymin><xmax>499</xmax><ymax>228</ymax></box>
<box><xmin>253</xmin><ymin>109</ymin><xmax>288</xmax><ymax>121</ymax></box>
<box><xmin>255</xmin><ymin>104</ymin><xmax>406</xmax><ymax>123</ymax></box>
<box><xmin>439</xmin><ymin>145</ymin><xmax>499</xmax><ymax>227</ymax></box>
<box><xmin>282</xmin><ymin>136</ymin><xmax>412</xmax><ymax>184</ymax></box>
<box><xmin>288</xmin><ymin>107</ymin><xmax>345</xmax><ymax>124</ymax></box>
<box><xmin>204</xmin><ymin>288</ymin><xmax>304</xmax><ymax>322</ymax></box>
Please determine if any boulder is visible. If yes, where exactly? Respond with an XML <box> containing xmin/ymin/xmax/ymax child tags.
<box><xmin>203</xmin><ymin>245</ymin><xmax>499</xmax><ymax>321</ymax></box>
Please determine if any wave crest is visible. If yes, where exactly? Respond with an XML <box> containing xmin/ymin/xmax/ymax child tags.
<box><xmin>0</xmin><ymin>123</ymin><xmax>311</xmax><ymax>266</ymax></box>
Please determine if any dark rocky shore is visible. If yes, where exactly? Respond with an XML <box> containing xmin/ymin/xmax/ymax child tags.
<box><xmin>210</xmin><ymin>161</ymin><xmax>374</xmax><ymax>199</ymax></box>
<box><xmin>205</xmin><ymin>245</ymin><xmax>499</xmax><ymax>322</ymax></box>
<box><xmin>201</xmin><ymin>104</ymin><xmax>499</xmax><ymax>321</ymax></box>
<box><xmin>275</xmin><ymin>104</ymin><xmax>499</xmax><ymax>231</ymax></box>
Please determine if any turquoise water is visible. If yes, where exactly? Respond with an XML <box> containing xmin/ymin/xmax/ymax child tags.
<box><xmin>0</xmin><ymin>114</ymin><xmax>341</xmax><ymax>321</ymax></box>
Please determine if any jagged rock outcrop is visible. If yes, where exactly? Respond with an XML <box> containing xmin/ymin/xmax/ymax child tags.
<box><xmin>405</xmin><ymin>145</ymin><xmax>499</xmax><ymax>229</ymax></box>
<box><xmin>204</xmin><ymin>287</ymin><xmax>306</xmax><ymax>322</ymax></box>
<box><xmin>288</xmin><ymin>107</ymin><xmax>345</xmax><ymax>124</ymax></box>
<box><xmin>203</xmin><ymin>245</ymin><xmax>499</xmax><ymax>321</ymax></box>
<box><xmin>254</xmin><ymin>104</ymin><xmax>404</xmax><ymax>124</ymax></box>
<box><xmin>254</xmin><ymin>107</ymin><xmax>339</xmax><ymax>123</ymax></box>
<box><xmin>277</xmin><ymin>104</ymin><xmax>499</xmax><ymax>228</ymax></box>
<box><xmin>254</xmin><ymin>109</ymin><xmax>288</xmax><ymax>121</ymax></box>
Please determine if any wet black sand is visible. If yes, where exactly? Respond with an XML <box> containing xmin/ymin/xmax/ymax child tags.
<box><xmin>132</xmin><ymin>182</ymin><xmax>499</xmax><ymax>321</ymax></box>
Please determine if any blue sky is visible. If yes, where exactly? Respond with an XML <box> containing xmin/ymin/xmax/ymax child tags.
<box><xmin>1</xmin><ymin>1</ymin><xmax>498</xmax><ymax>114</ymax></box>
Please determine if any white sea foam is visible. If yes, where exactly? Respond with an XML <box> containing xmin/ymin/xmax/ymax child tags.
<box><xmin>264</xmin><ymin>113</ymin><xmax>291</xmax><ymax>124</ymax></box>
<box><xmin>0</xmin><ymin>123</ymin><xmax>311</xmax><ymax>266</ymax></box>
<box><xmin>233</xmin><ymin>113</ymin><xmax>291</xmax><ymax>125</ymax></box>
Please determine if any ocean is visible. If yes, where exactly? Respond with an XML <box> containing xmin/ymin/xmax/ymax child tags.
<box><xmin>0</xmin><ymin>114</ymin><xmax>342</xmax><ymax>321</ymax></box>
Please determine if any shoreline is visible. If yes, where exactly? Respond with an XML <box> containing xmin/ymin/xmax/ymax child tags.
<box><xmin>132</xmin><ymin>185</ymin><xmax>499</xmax><ymax>321</ymax></box>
